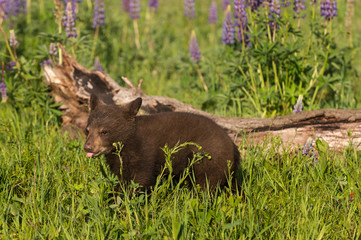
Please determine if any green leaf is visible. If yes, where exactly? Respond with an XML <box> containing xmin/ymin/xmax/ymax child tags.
<box><xmin>315</xmin><ymin>139</ymin><xmax>329</xmax><ymax>155</ymax></box>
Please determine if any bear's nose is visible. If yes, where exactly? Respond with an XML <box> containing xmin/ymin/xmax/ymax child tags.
<box><xmin>84</xmin><ymin>143</ymin><xmax>93</xmax><ymax>152</ymax></box>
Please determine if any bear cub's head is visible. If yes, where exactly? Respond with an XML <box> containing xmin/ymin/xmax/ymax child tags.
<box><xmin>84</xmin><ymin>94</ymin><xmax>142</xmax><ymax>157</ymax></box>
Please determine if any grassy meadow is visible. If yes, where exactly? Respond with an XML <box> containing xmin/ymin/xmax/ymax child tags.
<box><xmin>1</xmin><ymin>0</ymin><xmax>361</xmax><ymax>238</ymax></box>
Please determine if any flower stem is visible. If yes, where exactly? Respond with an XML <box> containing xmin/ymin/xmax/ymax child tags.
<box><xmin>40</xmin><ymin>0</ymin><xmax>45</xmax><ymax>17</ymax></box>
<box><xmin>70</xmin><ymin>37</ymin><xmax>76</xmax><ymax>59</ymax></box>
<box><xmin>320</xmin><ymin>21</ymin><xmax>332</xmax><ymax>77</ymax></box>
<box><xmin>304</xmin><ymin>4</ymin><xmax>316</xmax><ymax>61</ymax></box>
<box><xmin>145</xmin><ymin>8</ymin><xmax>154</xmax><ymax>52</ymax></box>
<box><xmin>133</xmin><ymin>19</ymin><xmax>141</xmax><ymax>49</ymax></box>
<box><xmin>86</xmin><ymin>0</ymin><xmax>92</xmax><ymax>9</ymax></box>
<box><xmin>91</xmin><ymin>24</ymin><xmax>100</xmax><ymax>61</ymax></box>
<box><xmin>0</xmin><ymin>27</ymin><xmax>20</xmax><ymax>69</ymax></box>
<box><xmin>26</xmin><ymin>0</ymin><xmax>31</xmax><ymax>24</ymax></box>
<box><xmin>196</xmin><ymin>66</ymin><xmax>208</xmax><ymax>92</ymax></box>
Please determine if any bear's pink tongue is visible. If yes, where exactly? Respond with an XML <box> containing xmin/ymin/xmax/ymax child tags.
<box><xmin>87</xmin><ymin>152</ymin><xmax>94</xmax><ymax>158</ymax></box>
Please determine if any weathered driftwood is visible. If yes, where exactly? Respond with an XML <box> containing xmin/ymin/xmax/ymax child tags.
<box><xmin>42</xmin><ymin>45</ymin><xmax>361</xmax><ymax>150</ymax></box>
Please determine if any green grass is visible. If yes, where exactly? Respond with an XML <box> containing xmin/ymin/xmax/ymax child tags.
<box><xmin>1</xmin><ymin>0</ymin><xmax>360</xmax><ymax>117</ymax></box>
<box><xmin>1</xmin><ymin>103</ymin><xmax>361</xmax><ymax>238</ymax></box>
<box><xmin>1</xmin><ymin>0</ymin><xmax>361</xmax><ymax>238</ymax></box>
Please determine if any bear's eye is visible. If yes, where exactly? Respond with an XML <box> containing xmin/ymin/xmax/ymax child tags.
<box><xmin>85</xmin><ymin>128</ymin><xmax>89</xmax><ymax>135</ymax></box>
<box><xmin>100</xmin><ymin>130</ymin><xmax>109</xmax><ymax>135</ymax></box>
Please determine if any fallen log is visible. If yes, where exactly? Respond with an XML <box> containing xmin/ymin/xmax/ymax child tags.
<box><xmin>42</xmin><ymin>45</ymin><xmax>361</xmax><ymax>151</ymax></box>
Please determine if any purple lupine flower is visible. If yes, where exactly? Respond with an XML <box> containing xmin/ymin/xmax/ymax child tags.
<box><xmin>209</xmin><ymin>1</ymin><xmax>217</xmax><ymax>24</ymax></box>
<box><xmin>302</xmin><ymin>138</ymin><xmax>318</xmax><ymax>164</ymax></box>
<box><xmin>269</xmin><ymin>0</ymin><xmax>281</xmax><ymax>28</ymax></box>
<box><xmin>129</xmin><ymin>0</ymin><xmax>140</xmax><ymax>19</ymax></box>
<box><xmin>64</xmin><ymin>1</ymin><xmax>77</xmax><ymax>38</ymax></box>
<box><xmin>0</xmin><ymin>66</ymin><xmax>6</xmax><ymax>102</ymax></box>
<box><xmin>6</xmin><ymin>61</ymin><xmax>15</xmax><ymax>71</ymax></box>
<box><xmin>293</xmin><ymin>0</ymin><xmax>306</xmax><ymax>18</ymax></box>
<box><xmin>40</xmin><ymin>59</ymin><xmax>52</xmax><ymax>67</ymax></box>
<box><xmin>49</xmin><ymin>43</ymin><xmax>58</xmax><ymax>56</ymax></box>
<box><xmin>149</xmin><ymin>0</ymin><xmax>158</xmax><ymax>11</ymax></box>
<box><xmin>62</xmin><ymin>0</ymin><xmax>77</xmax><ymax>17</ymax></box>
<box><xmin>222</xmin><ymin>0</ymin><xmax>231</xmax><ymax>10</ymax></box>
<box><xmin>281</xmin><ymin>0</ymin><xmax>291</xmax><ymax>7</ymax></box>
<box><xmin>94</xmin><ymin>57</ymin><xmax>104</xmax><ymax>71</ymax></box>
<box><xmin>302</xmin><ymin>138</ymin><xmax>312</xmax><ymax>155</ymax></box>
<box><xmin>123</xmin><ymin>0</ymin><xmax>130</xmax><ymax>12</ymax></box>
<box><xmin>9</xmin><ymin>30</ymin><xmax>18</xmax><ymax>47</ymax></box>
<box><xmin>93</xmin><ymin>0</ymin><xmax>105</xmax><ymax>29</ymax></box>
<box><xmin>234</xmin><ymin>0</ymin><xmax>248</xmax><ymax>43</ymax></box>
<box><xmin>184</xmin><ymin>0</ymin><xmax>195</xmax><ymax>19</ymax></box>
<box><xmin>222</xmin><ymin>6</ymin><xmax>235</xmax><ymax>45</ymax></box>
<box><xmin>320</xmin><ymin>0</ymin><xmax>337</xmax><ymax>21</ymax></box>
<box><xmin>248</xmin><ymin>0</ymin><xmax>264</xmax><ymax>12</ymax></box>
<box><xmin>189</xmin><ymin>31</ymin><xmax>200</xmax><ymax>63</ymax></box>
<box><xmin>3</xmin><ymin>0</ymin><xmax>26</xmax><ymax>18</ymax></box>
<box><xmin>292</xmin><ymin>95</ymin><xmax>303</xmax><ymax>113</ymax></box>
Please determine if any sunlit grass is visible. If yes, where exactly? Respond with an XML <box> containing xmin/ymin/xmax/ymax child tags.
<box><xmin>1</xmin><ymin>103</ymin><xmax>361</xmax><ymax>238</ymax></box>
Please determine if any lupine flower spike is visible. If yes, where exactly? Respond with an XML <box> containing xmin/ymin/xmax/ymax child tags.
<box><xmin>222</xmin><ymin>0</ymin><xmax>231</xmax><ymax>11</ymax></box>
<box><xmin>9</xmin><ymin>29</ymin><xmax>18</xmax><ymax>59</ymax></box>
<box><xmin>40</xmin><ymin>59</ymin><xmax>52</xmax><ymax>67</ymax></box>
<box><xmin>9</xmin><ymin>29</ymin><xmax>18</xmax><ymax>47</ymax></box>
<box><xmin>49</xmin><ymin>42</ymin><xmax>57</xmax><ymax>64</ymax></box>
<box><xmin>190</xmin><ymin>31</ymin><xmax>200</xmax><ymax>63</ymax></box>
<box><xmin>293</xmin><ymin>95</ymin><xmax>303</xmax><ymax>113</ymax></box>
<box><xmin>234</xmin><ymin>0</ymin><xmax>249</xmax><ymax>47</ymax></box>
<box><xmin>320</xmin><ymin>0</ymin><xmax>337</xmax><ymax>21</ymax></box>
<box><xmin>149</xmin><ymin>0</ymin><xmax>158</xmax><ymax>12</ymax></box>
<box><xmin>269</xmin><ymin>0</ymin><xmax>281</xmax><ymax>41</ymax></box>
<box><xmin>93</xmin><ymin>0</ymin><xmax>105</xmax><ymax>29</ymax></box>
<box><xmin>293</xmin><ymin>0</ymin><xmax>306</xmax><ymax>27</ymax></box>
<box><xmin>209</xmin><ymin>1</ymin><xmax>217</xmax><ymax>43</ymax></box>
<box><xmin>249</xmin><ymin>0</ymin><xmax>264</xmax><ymax>12</ymax></box>
<box><xmin>222</xmin><ymin>5</ymin><xmax>235</xmax><ymax>45</ymax></box>
<box><xmin>64</xmin><ymin>1</ymin><xmax>77</xmax><ymax>38</ymax></box>
<box><xmin>281</xmin><ymin>0</ymin><xmax>291</xmax><ymax>7</ymax></box>
<box><xmin>0</xmin><ymin>63</ymin><xmax>6</xmax><ymax>103</ymax></box>
<box><xmin>130</xmin><ymin>0</ymin><xmax>140</xmax><ymax>19</ymax></box>
<box><xmin>49</xmin><ymin>42</ymin><xmax>57</xmax><ymax>56</ymax></box>
<box><xmin>1</xmin><ymin>0</ymin><xmax>27</xmax><ymax>27</ymax></box>
<box><xmin>190</xmin><ymin>31</ymin><xmax>208</xmax><ymax>92</ymax></box>
<box><xmin>184</xmin><ymin>0</ymin><xmax>195</xmax><ymax>38</ymax></box>
<box><xmin>91</xmin><ymin>0</ymin><xmax>105</xmax><ymax>60</ymax></box>
<box><xmin>123</xmin><ymin>0</ymin><xmax>130</xmax><ymax>12</ymax></box>
<box><xmin>6</xmin><ymin>62</ymin><xmax>15</xmax><ymax>72</ymax></box>
<box><xmin>209</xmin><ymin>1</ymin><xmax>217</xmax><ymax>24</ymax></box>
<box><xmin>302</xmin><ymin>138</ymin><xmax>318</xmax><ymax>164</ymax></box>
<box><xmin>8</xmin><ymin>29</ymin><xmax>19</xmax><ymax>64</ymax></box>
<box><xmin>184</xmin><ymin>0</ymin><xmax>195</xmax><ymax>19</ymax></box>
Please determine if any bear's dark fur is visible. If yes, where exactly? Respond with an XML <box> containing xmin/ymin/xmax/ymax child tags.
<box><xmin>84</xmin><ymin>94</ymin><xmax>240</xmax><ymax>189</ymax></box>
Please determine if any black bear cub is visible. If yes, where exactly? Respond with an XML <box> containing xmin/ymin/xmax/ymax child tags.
<box><xmin>84</xmin><ymin>94</ymin><xmax>240</xmax><ymax>189</ymax></box>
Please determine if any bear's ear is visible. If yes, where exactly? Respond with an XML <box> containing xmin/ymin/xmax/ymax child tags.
<box><xmin>89</xmin><ymin>94</ymin><xmax>105</xmax><ymax>111</ymax></box>
<box><xmin>126</xmin><ymin>97</ymin><xmax>142</xmax><ymax>117</ymax></box>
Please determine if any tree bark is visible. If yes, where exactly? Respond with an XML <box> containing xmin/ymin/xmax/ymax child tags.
<box><xmin>43</xmin><ymin>45</ymin><xmax>361</xmax><ymax>151</ymax></box>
